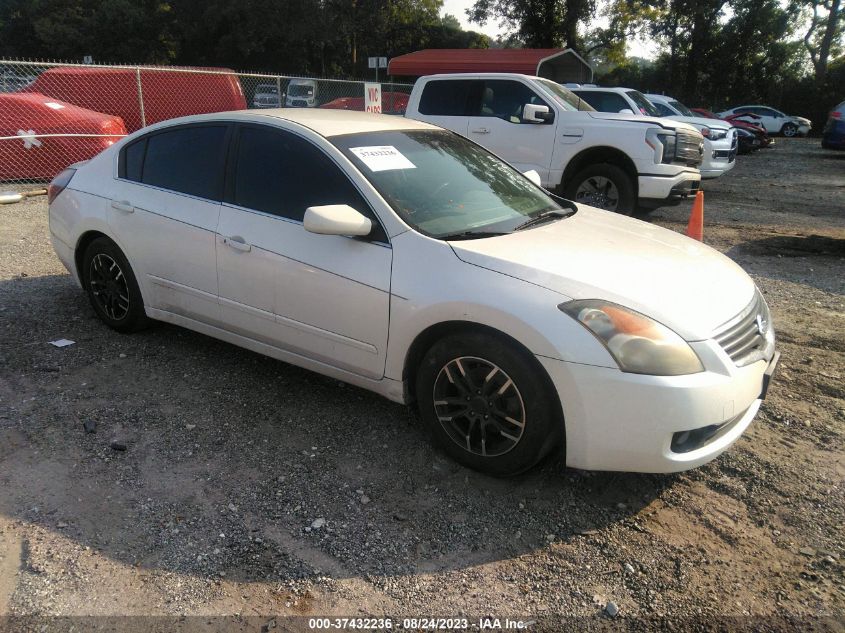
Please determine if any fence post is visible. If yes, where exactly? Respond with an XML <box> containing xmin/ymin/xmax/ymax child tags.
<box><xmin>276</xmin><ymin>76</ymin><xmax>282</xmax><ymax>108</ymax></box>
<box><xmin>135</xmin><ymin>67</ymin><xmax>146</xmax><ymax>128</ymax></box>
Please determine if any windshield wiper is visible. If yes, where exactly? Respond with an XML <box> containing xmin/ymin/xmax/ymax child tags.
<box><xmin>514</xmin><ymin>208</ymin><xmax>575</xmax><ymax>231</ymax></box>
<box><xmin>439</xmin><ymin>230</ymin><xmax>510</xmax><ymax>241</ymax></box>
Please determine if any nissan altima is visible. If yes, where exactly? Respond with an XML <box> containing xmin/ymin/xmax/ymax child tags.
<box><xmin>48</xmin><ymin>109</ymin><xmax>779</xmax><ymax>476</ymax></box>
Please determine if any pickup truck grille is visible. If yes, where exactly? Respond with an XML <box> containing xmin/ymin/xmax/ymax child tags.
<box><xmin>675</xmin><ymin>131</ymin><xmax>705</xmax><ymax>167</ymax></box>
<box><xmin>713</xmin><ymin>291</ymin><xmax>772</xmax><ymax>366</ymax></box>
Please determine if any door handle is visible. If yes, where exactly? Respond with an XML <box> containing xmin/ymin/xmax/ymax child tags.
<box><xmin>470</xmin><ymin>127</ymin><xmax>490</xmax><ymax>134</ymax></box>
<box><xmin>110</xmin><ymin>200</ymin><xmax>134</xmax><ymax>214</ymax></box>
<box><xmin>224</xmin><ymin>236</ymin><xmax>252</xmax><ymax>252</ymax></box>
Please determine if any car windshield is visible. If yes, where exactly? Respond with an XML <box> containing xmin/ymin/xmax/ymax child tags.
<box><xmin>537</xmin><ymin>79</ymin><xmax>594</xmax><ymax>112</ymax></box>
<box><xmin>331</xmin><ymin>130</ymin><xmax>569</xmax><ymax>239</ymax></box>
<box><xmin>289</xmin><ymin>84</ymin><xmax>314</xmax><ymax>97</ymax></box>
<box><xmin>626</xmin><ymin>91</ymin><xmax>661</xmax><ymax>117</ymax></box>
<box><xmin>669</xmin><ymin>100</ymin><xmax>695</xmax><ymax>117</ymax></box>
<box><xmin>257</xmin><ymin>84</ymin><xmax>278</xmax><ymax>94</ymax></box>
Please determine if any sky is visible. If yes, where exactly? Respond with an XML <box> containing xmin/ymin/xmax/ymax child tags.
<box><xmin>439</xmin><ymin>0</ymin><xmax>660</xmax><ymax>59</ymax></box>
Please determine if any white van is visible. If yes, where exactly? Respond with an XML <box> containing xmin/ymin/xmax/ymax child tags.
<box><xmin>286</xmin><ymin>79</ymin><xmax>318</xmax><ymax>108</ymax></box>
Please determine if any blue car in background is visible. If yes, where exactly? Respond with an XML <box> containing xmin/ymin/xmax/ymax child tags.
<box><xmin>822</xmin><ymin>100</ymin><xmax>845</xmax><ymax>150</ymax></box>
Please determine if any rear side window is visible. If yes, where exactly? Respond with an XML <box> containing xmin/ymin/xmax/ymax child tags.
<box><xmin>573</xmin><ymin>91</ymin><xmax>629</xmax><ymax>113</ymax></box>
<box><xmin>141</xmin><ymin>125</ymin><xmax>229</xmax><ymax>200</ymax></box>
<box><xmin>652</xmin><ymin>102</ymin><xmax>676</xmax><ymax>117</ymax></box>
<box><xmin>231</xmin><ymin>126</ymin><xmax>387</xmax><ymax>242</ymax></box>
<box><xmin>121</xmin><ymin>138</ymin><xmax>146</xmax><ymax>181</ymax></box>
<box><xmin>418</xmin><ymin>80</ymin><xmax>474</xmax><ymax>116</ymax></box>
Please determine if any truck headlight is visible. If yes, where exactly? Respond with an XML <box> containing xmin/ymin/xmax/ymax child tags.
<box><xmin>559</xmin><ymin>300</ymin><xmax>704</xmax><ymax>375</ymax></box>
<box><xmin>645</xmin><ymin>128</ymin><xmax>676</xmax><ymax>164</ymax></box>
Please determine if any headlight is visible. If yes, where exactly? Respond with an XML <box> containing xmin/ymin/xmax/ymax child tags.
<box><xmin>700</xmin><ymin>126</ymin><xmax>711</xmax><ymax>138</ymax></box>
<box><xmin>559</xmin><ymin>300</ymin><xmax>704</xmax><ymax>376</ymax></box>
<box><xmin>708</xmin><ymin>128</ymin><xmax>728</xmax><ymax>140</ymax></box>
<box><xmin>645</xmin><ymin>128</ymin><xmax>676</xmax><ymax>164</ymax></box>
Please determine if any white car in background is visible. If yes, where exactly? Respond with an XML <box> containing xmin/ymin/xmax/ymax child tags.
<box><xmin>644</xmin><ymin>93</ymin><xmax>738</xmax><ymax>179</ymax></box>
<box><xmin>47</xmin><ymin>109</ymin><xmax>778</xmax><ymax>476</ymax></box>
<box><xmin>718</xmin><ymin>105</ymin><xmax>811</xmax><ymax>137</ymax></box>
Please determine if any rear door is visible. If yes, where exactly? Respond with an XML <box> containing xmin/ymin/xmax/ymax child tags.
<box><xmin>411</xmin><ymin>79</ymin><xmax>472</xmax><ymax>136</ymax></box>
<box><xmin>467</xmin><ymin>78</ymin><xmax>557</xmax><ymax>183</ymax></box>
<box><xmin>109</xmin><ymin>123</ymin><xmax>230</xmax><ymax>324</ymax></box>
<box><xmin>215</xmin><ymin>123</ymin><xmax>392</xmax><ymax>378</ymax></box>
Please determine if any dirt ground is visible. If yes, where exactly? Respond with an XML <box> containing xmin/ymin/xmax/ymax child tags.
<box><xmin>0</xmin><ymin>138</ymin><xmax>843</xmax><ymax>632</ymax></box>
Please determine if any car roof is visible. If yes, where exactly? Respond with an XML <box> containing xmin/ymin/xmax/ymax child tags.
<box><xmin>571</xmin><ymin>86</ymin><xmax>633</xmax><ymax>92</ymax></box>
<box><xmin>145</xmin><ymin>108</ymin><xmax>438</xmax><ymax>138</ymax></box>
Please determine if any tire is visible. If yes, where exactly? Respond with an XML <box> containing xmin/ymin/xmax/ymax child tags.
<box><xmin>416</xmin><ymin>331</ymin><xmax>563</xmax><ymax>477</ymax></box>
<box><xmin>81</xmin><ymin>237</ymin><xmax>149</xmax><ymax>333</ymax></box>
<box><xmin>781</xmin><ymin>122</ymin><xmax>798</xmax><ymax>138</ymax></box>
<box><xmin>563</xmin><ymin>163</ymin><xmax>636</xmax><ymax>215</ymax></box>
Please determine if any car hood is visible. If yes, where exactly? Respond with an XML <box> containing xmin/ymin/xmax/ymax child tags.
<box><xmin>448</xmin><ymin>206</ymin><xmax>755</xmax><ymax>341</ymax></box>
<box><xmin>584</xmin><ymin>110</ymin><xmax>699</xmax><ymax>133</ymax></box>
<box><xmin>665</xmin><ymin>114</ymin><xmax>731</xmax><ymax>131</ymax></box>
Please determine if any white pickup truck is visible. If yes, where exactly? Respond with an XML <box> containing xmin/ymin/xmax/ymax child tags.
<box><xmin>404</xmin><ymin>73</ymin><xmax>704</xmax><ymax>214</ymax></box>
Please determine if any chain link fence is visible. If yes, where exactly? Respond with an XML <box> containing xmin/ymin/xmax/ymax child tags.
<box><xmin>0</xmin><ymin>59</ymin><xmax>413</xmax><ymax>192</ymax></box>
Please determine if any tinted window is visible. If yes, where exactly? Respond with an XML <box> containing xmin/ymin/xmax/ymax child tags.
<box><xmin>626</xmin><ymin>90</ymin><xmax>662</xmax><ymax>117</ymax></box>
<box><xmin>418</xmin><ymin>80</ymin><xmax>473</xmax><ymax>116</ymax></box>
<box><xmin>573</xmin><ymin>91</ymin><xmax>630</xmax><ymax>113</ymax></box>
<box><xmin>142</xmin><ymin>125</ymin><xmax>228</xmax><ymax>200</ymax></box>
<box><xmin>652</xmin><ymin>102</ymin><xmax>676</xmax><ymax>117</ymax></box>
<box><xmin>232</xmin><ymin>126</ymin><xmax>387</xmax><ymax>242</ymax></box>
<box><xmin>121</xmin><ymin>138</ymin><xmax>146</xmax><ymax>182</ymax></box>
<box><xmin>474</xmin><ymin>80</ymin><xmax>549</xmax><ymax>123</ymax></box>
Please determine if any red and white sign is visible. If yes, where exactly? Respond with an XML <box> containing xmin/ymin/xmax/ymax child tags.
<box><xmin>364</xmin><ymin>83</ymin><xmax>382</xmax><ymax>114</ymax></box>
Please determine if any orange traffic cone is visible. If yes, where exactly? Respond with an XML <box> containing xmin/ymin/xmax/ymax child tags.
<box><xmin>686</xmin><ymin>191</ymin><xmax>704</xmax><ymax>241</ymax></box>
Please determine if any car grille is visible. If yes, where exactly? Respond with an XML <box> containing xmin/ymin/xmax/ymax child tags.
<box><xmin>675</xmin><ymin>131</ymin><xmax>704</xmax><ymax>167</ymax></box>
<box><xmin>712</xmin><ymin>290</ymin><xmax>772</xmax><ymax>366</ymax></box>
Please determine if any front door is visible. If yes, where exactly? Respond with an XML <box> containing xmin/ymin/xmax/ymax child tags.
<box><xmin>466</xmin><ymin>79</ymin><xmax>557</xmax><ymax>185</ymax></box>
<box><xmin>216</xmin><ymin>124</ymin><xmax>392</xmax><ymax>379</ymax></box>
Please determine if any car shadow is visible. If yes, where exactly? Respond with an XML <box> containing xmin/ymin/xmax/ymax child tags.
<box><xmin>726</xmin><ymin>234</ymin><xmax>845</xmax><ymax>296</ymax></box>
<box><xmin>0</xmin><ymin>273</ymin><xmax>670</xmax><ymax>585</ymax></box>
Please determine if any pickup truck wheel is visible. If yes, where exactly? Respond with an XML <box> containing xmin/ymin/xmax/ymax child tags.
<box><xmin>564</xmin><ymin>164</ymin><xmax>635</xmax><ymax>215</ymax></box>
<box><xmin>781</xmin><ymin>122</ymin><xmax>798</xmax><ymax>137</ymax></box>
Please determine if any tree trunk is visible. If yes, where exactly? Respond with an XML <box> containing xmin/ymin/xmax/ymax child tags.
<box><xmin>816</xmin><ymin>0</ymin><xmax>841</xmax><ymax>82</ymax></box>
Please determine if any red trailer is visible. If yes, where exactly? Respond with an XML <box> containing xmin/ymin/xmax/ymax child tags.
<box><xmin>0</xmin><ymin>92</ymin><xmax>126</xmax><ymax>181</ymax></box>
<box><xmin>26</xmin><ymin>66</ymin><xmax>247</xmax><ymax>132</ymax></box>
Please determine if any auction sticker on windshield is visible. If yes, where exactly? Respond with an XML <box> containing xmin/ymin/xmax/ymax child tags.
<box><xmin>349</xmin><ymin>146</ymin><xmax>416</xmax><ymax>172</ymax></box>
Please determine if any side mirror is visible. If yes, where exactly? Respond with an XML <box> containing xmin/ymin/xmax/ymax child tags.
<box><xmin>522</xmin><ymin>170</ymin><xmax>542</xmax><ymax>187</ymax></box>
<box><xmin>618</xmin><ymin>108</ymin><xmax>634</xmax><ymax>115</ymax></box>
<box><xmin>304</xmin><ymin>204</ymin><xmax>372</xmax><ymax>237</ymax></box>
<box><xmin>523</xmin><ymin>104</ymin><xmax>554</xmax><ymax>124</ymax></box>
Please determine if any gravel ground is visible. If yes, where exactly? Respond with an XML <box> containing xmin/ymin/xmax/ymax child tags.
<box><xmin>0</xmin><ymin>138</ymin><xmax>843</xmax><ymax>632</ymax></box>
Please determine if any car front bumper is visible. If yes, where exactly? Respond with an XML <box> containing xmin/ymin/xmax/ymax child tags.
<box><xmin>538</xmin><ymin>345</ymin><xmax>779</xmax><ymax>473</ymax></box>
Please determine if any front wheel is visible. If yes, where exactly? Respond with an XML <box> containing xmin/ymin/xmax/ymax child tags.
<box><xmin>416</xmin><ymin>332</ymin><xmax>563</xmax><ymax>476</ymax></box>
<box><xmin>781</xmin><ymin>122</ymin><xmax>798</xmax><ymax>137</ymax></box>
<box><xmin>563</xmin><ymin>164</ymin><xmax>636</xmax><ymax>215</ymax></box>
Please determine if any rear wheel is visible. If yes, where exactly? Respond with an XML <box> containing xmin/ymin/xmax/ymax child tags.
<box><xmin>81</xmin><ymin>237</ymin><xmax>149</xmax><ymax>333</ymax></box>
<box><xmin>416</xmin><ymin>332</ymin><xmax>563</xmax><ymax>476</ymax></box>
<box><xmin>564</xmin><ymin>163</ymin><xmax>636</xmax><ymax>215</ymax></box>
<box><xmin>781</xmin><ymin>122</ymin><xmax>798</xmax><ymax>137</ymax></box>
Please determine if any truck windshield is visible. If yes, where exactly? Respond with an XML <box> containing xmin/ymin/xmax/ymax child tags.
<box><xmin>536</xmin><ymin>79</ymin><xmax>594</xmax><ymax>112</ymax></box>
<box><xmin>626</xmin><ymin>91</ymin><xmax>662</xmax><ymax>117</ymax></box>
<box><xmin>331</xmin><ymin>129</ymin><xmax>569</xmax><ymax>239</ymax></box>
<box><xmin>669</xmin><ymin>100</ymin><xmax>695</xmax><ymax>117</ymax></box>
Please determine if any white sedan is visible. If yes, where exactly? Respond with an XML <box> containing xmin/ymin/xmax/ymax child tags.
<box><xmin>48</xmin><ymin>109</ymin><xmax>779</xmax><ymax>476</ymax></box>
<box><xmin>719</xmin><ymin>105</ymin><xmax>812</xmax><ymax>137</ymax></box>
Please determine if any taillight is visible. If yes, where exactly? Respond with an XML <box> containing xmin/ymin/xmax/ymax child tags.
<box><xmin>47</xmin><ymin>168</ymin><xmax>76</xmax><ymax>204</ymax></box>
<box><xmin>832</xmin><ymin>111</ymin><xmax>842</xmax><ymax>119</ymax></box>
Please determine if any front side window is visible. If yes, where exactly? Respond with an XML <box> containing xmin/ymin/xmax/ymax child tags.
<box><xmin>230</xmin><ymin>125</ymin><xmax>387</xmax><ymax>241</ymax></box>
<box><xmin>418</xmin><ymin>80</ymin><xmax>474</xmax><ymax>116</ymax></box>
<box><xmin>652</xmin><ymin>102</ymin><xmax>676</xmax><ymax>117</ymax></box>
<box><xmin>139</xmin><ymin>125</ymin><xmax>229</xmax><ymax>200</ymax></box>
<box><xmin>473</xmin><ymin>80</ymin><xmax>549</xmax><ymax>123</ymax></box>
<box><xmin>573</xmin><ymin>91</ymin><xmax>630</xmax><ymax>113</ymax></box>
<box><xmin>331</xmin><ymin>129</ymin><xmax>570</xmax><ymax>239</ymax></box>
